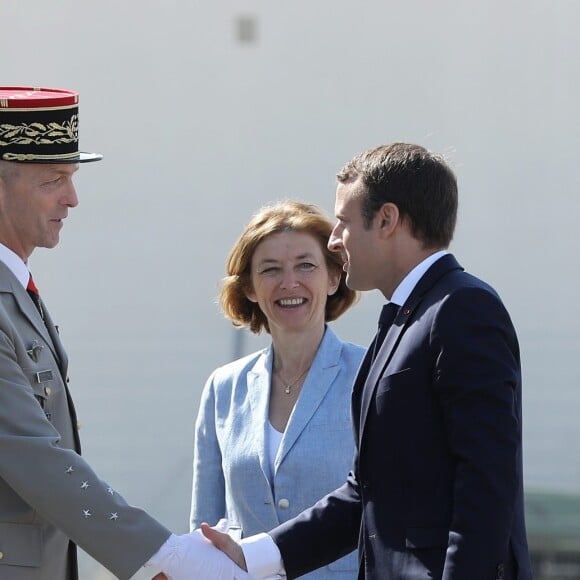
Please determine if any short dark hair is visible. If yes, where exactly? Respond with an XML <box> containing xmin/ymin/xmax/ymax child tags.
<box><xmin>337</xmin><ymin>143</ymin><xmax>458</xmax><ymax>248</ymax></box>
<box><xmin>220</xmin><ymin>200</ymin><xmax>358</xmax><ymax>334</ymax></box>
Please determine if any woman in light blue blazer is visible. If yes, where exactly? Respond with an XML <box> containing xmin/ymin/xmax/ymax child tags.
<box><xmin>190</xmin><ymin>201</ymin><xmax>364</xmax><ymax>580</ymax></box>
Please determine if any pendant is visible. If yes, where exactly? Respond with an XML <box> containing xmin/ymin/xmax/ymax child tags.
<box><xmin>284</xmin><ymin>385</ymin><xmax>291</xmax><ymax>395</ymax></box>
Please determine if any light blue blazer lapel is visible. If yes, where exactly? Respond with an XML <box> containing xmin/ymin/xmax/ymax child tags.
<box><xmin>275</xmin><ymin>327</ymin><xmax>341</xmax><ymax>472</ymax></box>
<box><xmin>246</xmin><ymin>347</ymin><xmax>274</xmax><ymax>483</ymax></box>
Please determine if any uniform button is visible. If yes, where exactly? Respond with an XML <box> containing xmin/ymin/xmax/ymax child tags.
<box><xmin>76</xmin><ymin>421</ymin><xmax>82</xmax><ymax>430</ymax></box>
<box><xmin>278</xmin><ymin>498</ymin><xmax>289</xmax><ymax>509</ymax></box>
<box><xmin>66</xmin><ymin>376</ymin><xmax>70</xmax><ymax>383</ymax></box>
<box><xmin>0</xmin><ymin>551</ymin><xmax>4</xmax><ymax>560</ymax></box>
<box><xmin>44</xmin><ymin>386</ymin><xmax>52</xmax><ymax>396</ymax></box>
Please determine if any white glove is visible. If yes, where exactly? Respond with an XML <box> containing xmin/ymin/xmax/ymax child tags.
<box><xmin>152</xmin><ymin>523</ymin><xmax>251</xmax><ymax>580</ymax></box>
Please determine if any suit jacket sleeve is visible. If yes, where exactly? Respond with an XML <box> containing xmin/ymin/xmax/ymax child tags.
<box><xmin>190</xmin><ymin>369</ymin><xmax>226</xmax><ymax>530</ymax></box>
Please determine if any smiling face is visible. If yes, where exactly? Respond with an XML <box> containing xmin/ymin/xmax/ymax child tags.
<box><xmin>245</xmin><ymin>230</ymin><xmax>340</xmax><ymax>337</ymax></box>
<box><xmin>0</xmin><ymin>162</ymin><xmax>79</xmax><ymax>259</ymax></box>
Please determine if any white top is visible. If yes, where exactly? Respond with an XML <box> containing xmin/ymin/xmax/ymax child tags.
<box><xmin>267</xmin><ymin>422</ymin><xmax>284</xmax><ymax>483</ymax></box>
<box><xmin>240</xmin><ymin>250</ymin><xmax>449</xmax><ymax>579</ymax></box>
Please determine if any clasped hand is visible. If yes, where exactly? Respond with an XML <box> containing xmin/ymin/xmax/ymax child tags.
<box><xmin>151</xmin><ymin>520</ymin><xmax>248</xmax><ymax>580</ymax></box>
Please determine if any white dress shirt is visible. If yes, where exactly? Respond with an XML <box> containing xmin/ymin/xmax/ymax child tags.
<box><xmin>0</xmin><ymin>242</ymin><xmax>31</xmax><ymax>288</ymax></box>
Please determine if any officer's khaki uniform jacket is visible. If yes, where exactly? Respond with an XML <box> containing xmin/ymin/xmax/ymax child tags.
<box><xmin>0</xmin><ymin>260</ymin><xmax>169</xmax><ymax>579</ymax></box>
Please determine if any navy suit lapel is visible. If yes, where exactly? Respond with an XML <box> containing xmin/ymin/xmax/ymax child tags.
<box><xmin>357</xmin><ymin>254</ymin><xmax>464</xmax><ymax>441</ymax></box>
<box><xmin>358</xmin><ymin>314</ymin><xmax>406</xmax><ymax>439</ymax></box>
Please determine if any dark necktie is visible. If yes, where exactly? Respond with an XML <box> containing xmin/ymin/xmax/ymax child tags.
<box><xmin>371</xmin><ymin>302</ymin><xmax>399</xmax><ymax>362</ymax></box>
<box><xmin>27</xmin><ymin>274</ymin><xmax>44</xmax><ymax>320</ymax></box>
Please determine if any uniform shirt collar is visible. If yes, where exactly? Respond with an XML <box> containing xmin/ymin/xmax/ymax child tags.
<box><xmin>390</xmin><ymin>249</ymin><xmax>448</xmax><ymax>306</ymax></box>
<box><xmin>0</xmin><ymin>243</ymin><xmax>30</xmax><ymax>288</ymax></box>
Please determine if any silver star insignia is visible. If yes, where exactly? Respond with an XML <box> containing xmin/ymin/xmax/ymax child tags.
<box><xmin>110</xmin><ymin>512</ymin><xmax>119</xmax><ymax>521</ymax></box>
<box><xmin>81</xmin><ymin>481</ymin><xmax>90</xmax><ymax>490</ymax></box>
<box><xmin>65</xmin><ymin>466</ymin><xmax>74</xmax><ymax>474</ymax></box>
<box><xmin>107</xmin><ymin>487</ymin><xmax>114</xmax><ymax>495</ymax></box>
<box><xmin>82</xmin><ymin>509</ymin><xmax>92</xmax><ymax>518</ymax></box>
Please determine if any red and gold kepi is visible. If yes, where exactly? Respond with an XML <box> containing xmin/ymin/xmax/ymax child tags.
<box><xmin>0</xmin><ymin>86</ymin><xmax>102</xmax><ymax>163</ymax></box>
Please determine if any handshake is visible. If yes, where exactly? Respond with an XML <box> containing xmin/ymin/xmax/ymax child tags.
<box><xmin>148</xmin><ymin>520</ymin><xmax>282</xmax><ymax>580</ymax></box>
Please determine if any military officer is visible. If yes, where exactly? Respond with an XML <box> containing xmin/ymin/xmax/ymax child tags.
<box><xmin>0</xmin><ymin>87</ymin><xmax>246</xmax><ymax>580</ymax></box>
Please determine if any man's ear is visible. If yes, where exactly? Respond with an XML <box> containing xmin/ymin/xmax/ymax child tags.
<box><xmin>376</xmin><ymin>203</ymin><xmax>400</xmax><ymax>238</ymax></box>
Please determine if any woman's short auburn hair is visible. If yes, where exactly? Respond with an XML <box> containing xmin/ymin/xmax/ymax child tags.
<box><xmin>220</xmin><ymin>200</ymin><xmax>358</xmax><ymax>334</ymax></box>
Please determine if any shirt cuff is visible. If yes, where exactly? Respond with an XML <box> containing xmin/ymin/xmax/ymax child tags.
<box><xmin>241</xmin><ymin>533</ymin><xmax>285</xmax><ymax>578</ymax></box>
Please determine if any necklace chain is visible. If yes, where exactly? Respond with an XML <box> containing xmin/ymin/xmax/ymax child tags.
<box><xmin>276</xmin><ymin>366</ymin><xmax>310</xmax><ymax>395</ymax></box>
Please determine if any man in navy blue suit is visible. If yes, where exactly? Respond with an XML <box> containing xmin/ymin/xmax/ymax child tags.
<box><xmin>200</xmin><ymin>143</ymin><xmax>532</xmax><ymax>580</ymax></box>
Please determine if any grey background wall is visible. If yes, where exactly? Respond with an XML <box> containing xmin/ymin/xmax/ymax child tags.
<box><xmin>2</xmin><ymin>1</ymin><xmax>579</xmax><ymax>577</ymax></box>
